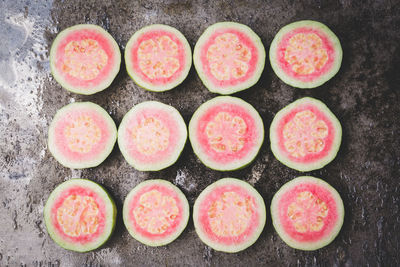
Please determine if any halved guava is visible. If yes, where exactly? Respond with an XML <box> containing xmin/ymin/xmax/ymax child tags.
<box><xmin>270</xmin><ymin>97</ymin><xmax>341</xmax><ymax>172</ymax></box>
<box><xmin>118</xmin><ymin>101</ymin><xmax>187</xmax><ymax>171</ymax></box>
<box><xmin>48</xmin><ymin>102</ymin><xmax>117</xmax><ymax>169</ymax></box>
<box><xmin>50</xmin><ymin>24</ymin><xmax>121</xmax><ymax>95</ymax></box>
<box><xmin>44</xmin><ymin>179</ymin><xmax>117</xmax><ymax>252</ymax></box>
<box><xmin>194</xmin><ymin>22</ymin><xmax>266</xmax><ymax>95</ymax></box>
<box><xmin>269</xmin><ymin>20</ymin><xmax>342</xmax><ymax>88</ymax></box>
<box><xmin>193</xmin><ymin>178</ymin><xmax>266</xmax><ymax>253</ymax></box>
<box><xmin>123</xmin><ymin>179</ymin><xmax>189</xmax><ymax>246</ymax></box>
<box><xmin>189</xmin><ymin>96</ymin><xmax>264</xmax><ymax>171</ymax></box>
<box><xmin>271</xmin><ymin>176</ymin><xmax>344</xmax><ymax>250</ymax></box>
<box><xmin>125</xmin><ymin>24</ymin><xmax>192</xmax><ymax>92</ymax></box>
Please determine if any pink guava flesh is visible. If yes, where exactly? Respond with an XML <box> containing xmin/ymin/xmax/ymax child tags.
<box><xmin>129</xmin><ymin>30</ymin><xmax>187</xmax><ymax>85</ymax></box>
<box><xmin>200</xmin><ymin>28</ymin><xmax>259</xmax><ymax>88</ymax></box>
<box><xmin>126</xmin><ymin>184</ymin><xmax>185</xmax><ymax>240</ymax></box>
<box><xmin>276</xmin><ymin>103</ymin><xmax>335</xmax><ymax>163</ymax></box>
<box><xmin>277</xmin><ymin>182</ymin><xmax>339</xmax><ymax>242</ymax></box>
<box><xmin>197</xmin><ymin>184</ymin><xmax>262</xmax><ymax>245</ymax></box>
<box><xmin>276</xmin><ymin>27</ymin><xmax>335</xmax><ymax>82</ymax></box>
<box><xmin>54</xmin><ymin>29</ymin><xmax>118</xmax><ymax>88</ymax></box>
<box><xmin>196</xmin><ymin>103</ymin><xmax>259</xmax><ymax>164</ymax></box>
<box><xmin>50</xmin><ymin>186</ymin><xmax>106</xmax><ymax>243</ymax></box>
<box><xmin>123</xmin><ymin>107</ymin><xmax>182</xmax><ymax>164</ymax></box>
<box><xmin>53</xmin><ymin>108</ymin><xmax>112</xmax><ymax>162</ymax></box>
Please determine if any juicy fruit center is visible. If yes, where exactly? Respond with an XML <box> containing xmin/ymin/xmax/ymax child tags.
<box><xmin>64</xmin><ymin>115</ymin><xmax>101</xmax><ymax>153</ymax></box>
<box><xmin>284</xmin><ymin>33</ymin><xmax>328</xmax><ymax>75</ymax></box>
<box><xmin>207</xmin><ymin>33</ymin><xmax>251</xmax><ymax>81</ymax></box>
<box><xmin>131</xmin><ymin>117</ymin><xmax>170</xmax><ymax>156</ymax></box>
<box><xmin>56</xmin><ymin>195</ymin><xmax>100</xmax><ymax>237</ymax></box>
<box><xmin>138</xmin><ymin>35</ymin><xmax>180</xmax><ymax>79</ymax></box>
<box><xmin>63</xmin><ymin>39</ymin><xmax>108</xmax><ymax>80</ymax></box>
<box><xmin>205</xmin><ymin>112</ymin><xmax>247</xmax><ymax>153</ymax></box>
<box><xmin>287</xmin><ymin>191</ymin><xmax>328</xmax><ymax>233</ymax></box>
<box><xmin>283</xmin><ymin>110</ymin><xmax>328</xmax><ymax>158</ymax></box>
<box><xmin>133</xmin><ymin>189</ymin><xmax>179</xmax><ymax>234</ymax></box>
<box><xmin>208</xmin><ymin>191</ymin><xmax>253</xmax><ymax>237</ymax></box>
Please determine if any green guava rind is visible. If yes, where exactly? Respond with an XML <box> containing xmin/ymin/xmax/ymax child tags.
<box><xmin>193</xmin><ymin>22</ymin><xmax>266</xmax><ymax>95</ymax></box>
<box><xmin>270</xmin><ymin>97</ymin><xmax>342</xmax><ymax>172</ymax></box>
<box><xmin>44</xmin><ymin>179</ymin><xmax>117</xmax><ymax>252</ymax></box>
<box><xmin>269</xmin><ymin>20</ymin><xmax>342</xmax><ymax>89</ymax></box>
<box><xmin>270</xmin><ymin>176</ymin><xmax>344</xmax><ymax>250</ymax></box>
<box><xmin>193</xmin><ymin>178</ymin><xmax>266</xmax><ymax>253</ymax></box>
<box><xmin>125</xmin><ymin>24</ymin><xmax>192</xmax><ymax>92</ymax></box>
<box><xmin>117</xmin><ymin>101</ymin><xmax>187</xmax><ymax>171</ymax></box>
<box><xmin>122</xmin><ymin>179</ymin><xmax>190</xmax><ymax>246</ymax></box>
<box><xmin>189</xmin><ymin>96</ymin><xmax>264</xmax><ymax>171</ymax></box>
<box><xmin>50</xmin><ymin>24</ymin><xmax>121</xmax><ymax>95</ymax></box>
<box><xmin>48</xmin><ymin>102</ymin><xmax>117</xmax><ymax>169</ymax></box>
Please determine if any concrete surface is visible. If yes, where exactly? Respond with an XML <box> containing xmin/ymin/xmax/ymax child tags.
<box><xmin>1</xmin><ymin>0</ymin><xmax>399</xmax><ymax>266</ymax></box>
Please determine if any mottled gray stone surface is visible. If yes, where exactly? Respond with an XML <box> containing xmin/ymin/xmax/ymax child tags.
<box><xmin>0</xmin><ymin>0</ymin><xmax>399</xmax><ymax>266</ymax></box>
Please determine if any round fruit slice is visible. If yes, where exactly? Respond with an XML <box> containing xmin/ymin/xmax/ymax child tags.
<box><xmin>125</xmin><ymin>24</ymin><xmax>192</xmax><ymax>92</ymax></box>
<box><xmin>271</xmin><ymin>176</ymin><xmax>344</xmax><ymax>250</ymax></box>
<box><xmin>194</xmin><ymin>22</ymin><xmax>266</xmax><ymax>95</ymax></box>
<box><xmin>269</xmin><ymin>20</ymin><xmax>342</xmax><ymax>88</ymax></box>
<box><xmin>270</xmin><ymin>97</ymin><xmax>341</xmax><ymax>172</ymax></box>
<box><xmin>48</xmin><ymin>102</ymin><xmax>117</xmax><ymax>169</ymax></box>
<box><xmin>193</xmin><ymin>178</ymin><xmax>266</xmax><ymax>253</ymax></box>
<box><xmin>118</xmin><ymin>101</ymin><xmax>187</xmax><ymax>171</ymax></box>
<box><xmin>44</xmin><ymin>179</ymin><xmax>117</xmax><ymax>252</ymax></box>
<box><xmin>123</xmin><ymin>179</ymin><xmax>189</xmax><ymax>246</ymax></box>
<box><xmin>189</xmin><ymin>96</ymin><xmax>264</xmax><ymax>171</ymax></box>
<box><xmin>50</xmin><ymin>24</ymin><xmax>121</xmax><ymax>95</ymax></box>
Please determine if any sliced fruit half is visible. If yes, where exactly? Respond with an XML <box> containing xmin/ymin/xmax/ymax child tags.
<box><xmin>123</xmin><ymin>179</ymin><xmax>189</xmax><ymax>246</ymax></box>
<box><xmin>269</xmin><ymin>20</ymin><xmax>342</xmax><ymax>88</ymax></box>
<box><xmin>193</xmin><ymin>178</ymin><xmax>266</xmax><ymax>253</ymax></box>
<box><xmin>270</xmin><ymin>97</ymin><xmax>341</xmax><ymax>171</ymax></box>
<box><xmin>48</xmin><ymin>102</ymin><xmax>117</xmax><ymax>169</ymax></box>
<box><xmin>118</xmin><ymin>101</ymin><xmax>187</xmax><ymax>171</ymax></box>
<box><xmin>44</xmin><ymin>179</ymin><xmax>117</xmax><ymax>252</ymax></box>
<box><xmin>50</xmin><ymin>24</ymin><xmax>121</xmax><ymax>95</ymax></box>
<box><xmin>125</xmin><ymin>24</ymin><xmax>192</xmax><ymax>92</ymax></box>
<box><xmin>271</xmin><ymin>176</ymin><xmax>344</xmax><ymax>250</ymax></box>
<box><xmin>194</xmin><ymin>22</ymin><xmax>265</xmax><ymax>94</ymax></box>
<box><xmin>189</xmin><ymin>96</ymin><xmax>264</xmax><ymax>171</ymax></box>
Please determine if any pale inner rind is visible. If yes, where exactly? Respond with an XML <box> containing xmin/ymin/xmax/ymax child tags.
<box><xmin>205</xmin><ymin>112</ymin><xmax>247</xmax><ymax>153</ymax></box>
<box><xmin>206</xmin><ymin>33</ymin><xmax>251</xmax><ymax>81</ymax></box>
<box><xmin>284</xmin><ymin>33</ymin><xmax>328</xmax><ymax>75</ymax></box>
<box><xmin>287</xmin><ymin>191</ymin><xmax>328</xmax><ymax>233</ymax></box>
<box><xmin>282</xmin><ymin>110</ymin><xmax>328</xmax><ymax>158</ymax></box>
<box><xmin>64</xmin><ymin>115</ymin><xmax>102</xmax><ymax>153</ymax></box>
<box><xmin>208</xmin><ymin>191</ymin><xmax>253</xmax><ymax>237</ymax></box>
<box><xmin>138</xmin><ymin>35</ymin><xmax>180</xmax><ymax>79</ymax></box>
<box><xmin>56</xmin><ymin>195</ymin><xmax>100</xmax><ymax>237</ymax></box>
<box><xmin>63</xmin><ymin>39</ymin><xmax>108</xmax><ymax>80</ymax></box>
<box><xmin>133</xmin><ymin>189</ymin><xmax>179</xmax><ymax>234</ymax></box>
<box><xmin>131</xmin><ymin>117</ymin><xmax>170</xmax><ymax>156</ymax></box>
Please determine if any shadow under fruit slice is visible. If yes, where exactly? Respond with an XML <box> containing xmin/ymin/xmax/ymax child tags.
<box><xmin>50</xmin><ymin>24</ymin><xmax>121</xmax><ymax>95</ymax></box>
<box><xmin>194</xmin><ymin>22</ymin><xmax>265</xmax><ymax>95</ymax></box>
<box><xmin>271</xmin><ymin>176</ymin><xmax>344</xmax><ymax>250</ymax></box>
<box><xmin>44</xmin><ymin>179</ymin><xmax>117</xmax><ymax>252</ymax></box>
<box><xmin>123</xmin><ymin>179</ymin><xmax>189</xmax><ymax>246</ymax></box>
<box><xmin>270</xmin><ymin>97</ymin><xmax>341</xmax><ymax>172</ymax></box>
<box><xmin>125</xmin><ymin>24</ymin><xmax>192</xmax><ymax>92</ymax></box>
<box><xmin>48</xmin><ymin>102</ymin><xmax>117</xmax><ymax>169</ymax></box>
<box><xmin>193</xmin><ymin>178</ymin><xmax>266</xmax><ymax>253</ymax></box>
<box><xmin>269</xmin><ymin>20</ymin><xmax>342</xmax><ymax>88</ymax></box>
<box><xmin>189</xmin><ymin>96</ymin><xmax>264</xmax><ymax>171</ymax></box>
<box><xmin>118</xmin><ymin>101</ymin><xmax>187</xmax><ymax>171</ymax></box>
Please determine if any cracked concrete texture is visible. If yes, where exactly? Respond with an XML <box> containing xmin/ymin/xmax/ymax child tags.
<box><xmin>0</xmin><ymin>0</ymin><xmax>399</xmax><ymax>266</ymax></box>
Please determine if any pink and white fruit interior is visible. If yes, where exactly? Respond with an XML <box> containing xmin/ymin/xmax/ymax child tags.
<box><xmin>194</xmin><ymin>22</ymin><xmax>265</xmax><ymax>94</ymax></box>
